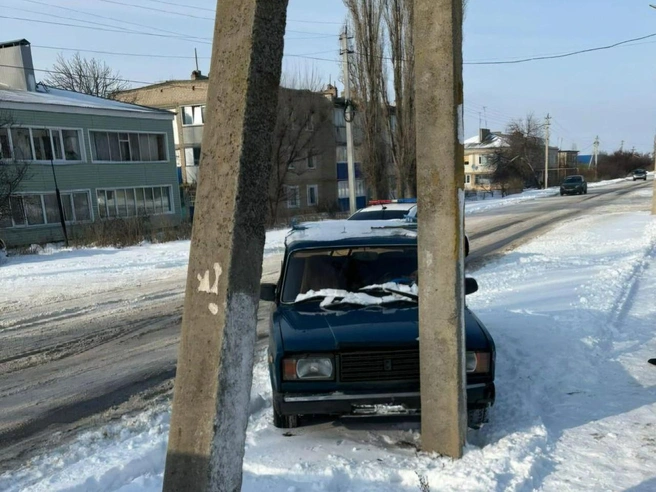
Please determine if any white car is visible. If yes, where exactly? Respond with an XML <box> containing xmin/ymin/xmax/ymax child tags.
<box><xmin>347</xmin><ymin>200</ymin><xmax>416</xmax><ymax>221</ymax></box>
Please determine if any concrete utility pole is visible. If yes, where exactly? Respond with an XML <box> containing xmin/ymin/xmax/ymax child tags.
<box><xmin>340</xmin><ymin>26</ymin><xmax>358</xmax><ymax>215</ymax></box>
<box><xmin>544</xmin><ymin>113</ymin><xmax>551</xmax><ymax>188</ymax></box>
<box><xmin>593</xmin><ymin>136</ymin><xmax>600</xmax><ymax>181</ymax></box>
<box><xmin>415</xmin><ymin>0</ymin><xmax>466</xmax><ymax>458</ymax></box>
<box><xmin>162</xmin><ymin>1</ymin><xmax>288</xmax><ymax>490</ymax></box>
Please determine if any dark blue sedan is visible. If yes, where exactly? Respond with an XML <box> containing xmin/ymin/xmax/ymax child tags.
<box><xmin>260</xmin><ymin>221</ymin><xmax>496</xmax><ymax>429</ymax></box>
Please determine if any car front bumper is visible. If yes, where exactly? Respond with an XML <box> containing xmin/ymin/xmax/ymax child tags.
<box><xmin>275</xmin><ymin>382</ymin><xmax>495</xmax><ymax>416</ymax></box>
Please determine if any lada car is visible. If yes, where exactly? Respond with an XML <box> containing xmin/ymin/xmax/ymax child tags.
<box><xmin>560</xmin><ymin>175</ymin><xmax>587</xmax><ymax>195</ymax></box>
<box><xmin>260</xmin><ymin>220</ymin><xmax>496</xmax><ymax>429</ymax></box>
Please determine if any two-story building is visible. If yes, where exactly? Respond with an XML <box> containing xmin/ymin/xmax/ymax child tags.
<box><xmin>0</xmin><ymin>39</ymin><xmax>180</xmax><ymax>247</ymax></box>
<box><xmin>116</xmin><ymin>77</ymin><xmax>346</xmax><ymax>223</ymax></box>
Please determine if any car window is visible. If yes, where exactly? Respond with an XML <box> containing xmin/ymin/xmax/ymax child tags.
<box><xmin>281</xmin><ymin>246</ymin><xmax>418</xmax><ymax>302</ymax></box>
<box><xmin>349</xmin><ymin>209</ymin><xmax>410</xmax><ymax>220</ymax></box>
<box><xmin>564</xmin><ymin>176</ymin><xmax>583</xmax><ymax>183</ymax></box>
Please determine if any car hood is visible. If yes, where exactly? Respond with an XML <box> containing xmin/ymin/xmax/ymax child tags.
<box><xmin>275</xmin><ymin>305</ymin><xmax>491</xmax><ymax>352</ymax></box>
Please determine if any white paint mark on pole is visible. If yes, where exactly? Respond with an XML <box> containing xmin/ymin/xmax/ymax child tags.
<box><xmin>197</xmin><ymin>262</ymin><xmax>223</xmax><ymax>294</ymax></box>
<box><xmin>208</xmin><ymin>303</ymin><xmax>219</xmax><ymax>315</ymax></box>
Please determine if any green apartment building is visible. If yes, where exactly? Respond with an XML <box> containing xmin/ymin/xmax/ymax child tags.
<box><xmin>0</xmin><ymin>40</ymin><xmax>180</xmax><ymax>247</ymax></box>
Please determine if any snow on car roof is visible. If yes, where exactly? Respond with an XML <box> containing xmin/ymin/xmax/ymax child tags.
<box><xmin>356</xmin><ymin>203</ymin><xmax>416</xmax><ymax>212</ymax></box>
<box><xmin>285</xmin><ymin>220</ymin><xmax>417</xmax><ymax>247</ymax></box>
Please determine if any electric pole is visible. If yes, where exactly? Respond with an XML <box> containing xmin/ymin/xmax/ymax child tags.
<box><xmin>415</xmin><ymin>0</ymin><xmax>466</xmax><ymax>459</ymax></box>
<box><xmin>544</xmin><ymin>113</ymin><xmax>551</xmax><ymax>188</ymax></box>
<box><xmin>340</xmin><ymin>26</ymin><xmax>358</xmax><ymax>215</ymax></box>
<box><xmin>593</xmin><ymin>136</ymin><xmax>600</xmax><ymax>181</ymax></box>
<box><xmin>162</xmin><ymin>0</ymin><xmax>288</xmax><ymax>490</ymax></box>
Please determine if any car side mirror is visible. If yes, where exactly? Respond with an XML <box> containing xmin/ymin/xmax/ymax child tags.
<box><xmin>465</xmin><ymin>277</ymin><xmax>478</xmax><ymax>296</ymax></box>
<box><xmin>260</xmin><ymin>283</ymin><xmax>277</xmax><ymax>302</ymax></box>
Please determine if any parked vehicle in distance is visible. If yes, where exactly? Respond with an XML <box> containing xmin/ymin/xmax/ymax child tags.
<box><xmin>261</xmin><ymin>220</ymin><xmax>496</xmax><ymax>430</ymax></box>
<box><xmin>347</xmin><ymin>199</ymin><xmax>416</xmax><ymax>221</ymax></box>
<box><xmin>560</xmin><ymin>175</ymin><xmax>587</xmax><ymax>195</ymax></box>
<box><xmin>632</xmin><ymin>169</ymin><xmax>647</xmax><ymax>181</ymax></box>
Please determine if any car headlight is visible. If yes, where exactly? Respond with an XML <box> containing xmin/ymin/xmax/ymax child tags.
<box><xmin>466</xmin><ymin>351</ymin><xmax>491</xmax><ymax>374</ymax></box>
<box><xmin>283</xmin><ymin>356</ymin><xmax>334</xmax><ymax>380</ymax></box>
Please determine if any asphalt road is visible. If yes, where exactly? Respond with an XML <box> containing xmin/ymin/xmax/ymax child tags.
<box><xmin>0</xmin><ymin>178</ymin><xmax>651</xmax><ymax>470</ymax></box>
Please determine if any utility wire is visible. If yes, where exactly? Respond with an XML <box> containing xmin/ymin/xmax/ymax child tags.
<box><xmin>141</xmin><ymin>0</ymin><xmax>343</xmax><ymax>24</ymax></box>
<box><xmin>18</xmin><ymin>0</ymin><xmax>210</xmax><ymax>42</ymax></box>
<box><xmin>0</xmin><ymin>62</ymin><xmax>156</xmax><ymax>86</ymax></box>
<box><xmin>464</xmin><ymin>32</ymin><xmax>656</xmax><ymax>65</ymax></box>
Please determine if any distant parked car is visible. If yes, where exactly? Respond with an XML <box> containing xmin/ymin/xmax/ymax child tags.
<box><xmin>347</xmin><ymin>200</ymin><xmax>416</xmax><ymax>221</ymax></box>
<box><xmin>632</xmin><ymin>169</ymin><xmax>647</xmax><ymax>181</ymax></box>
<box><xmin>560</xmin><ymin>175</ymin><xmax>587</xmax><ymax>196</ymax></box>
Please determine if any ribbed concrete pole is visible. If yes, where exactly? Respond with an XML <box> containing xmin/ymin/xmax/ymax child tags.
<box><xmin>162</xmin><ymin>1</ymin><xmax>288</xmax><ymax>490</ymax></box>
<box><xmin>414</xmin><ymin>0</ymin><xmax>466</xmax><ymax>458</ymax></box>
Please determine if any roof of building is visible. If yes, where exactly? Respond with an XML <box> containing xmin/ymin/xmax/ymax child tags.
<box><xmin>285</xmin><ymin>220</ymin><xmax>417</xmax><ymax>251</ymax></box>
<box><xmin>0</xmin><ymin>39</ymin><xmax>29</xmax><ymax>49</ymax></box>
<box><xmin>464</xmin><ymin>132</ymin><xmax>508</xmax><ymax>150</ymax></box>
<box><xmin>0</xmin><ymin>85</ymin><xmax>173</xmax><ymax>119</ymax></box>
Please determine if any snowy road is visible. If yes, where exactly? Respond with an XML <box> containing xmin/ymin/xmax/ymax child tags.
<box><xmin>0</xmin><ymin>178</ymin><xmax>651</xmax><ymax>470</ymax></box>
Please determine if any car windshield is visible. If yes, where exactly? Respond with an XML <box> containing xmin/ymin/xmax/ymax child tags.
<box><xmin>281</xmin><ymin>246</ymin><xmax>418</xmax><ymax>303</ymax></box>
<box><xmin>564</xmin><ymin>176</ymin><xmax>583</xmax><ymax>183</ymax></box>
<box><xmin>349</xmin><ymin>209</ymin><xmax>410</xmax><ymax>220</ymax></box>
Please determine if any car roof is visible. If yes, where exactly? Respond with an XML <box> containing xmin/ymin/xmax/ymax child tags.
<box><xmin>285</xmin><ymin>219</ymin><xmax>417</xmax><ymax>252</ymax></box>
<box><xmin>352</xmin><ymin>203</ymin><xmax>416</xmax><ymax>214</ymax></box>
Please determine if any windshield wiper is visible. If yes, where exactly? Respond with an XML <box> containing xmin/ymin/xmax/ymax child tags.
<box><xmin>358</xmin><ymin>285</ymin><xmax>418</xmax><ymax>301</ymax></box>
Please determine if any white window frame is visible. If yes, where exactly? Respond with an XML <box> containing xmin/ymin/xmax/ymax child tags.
<box><xmin>286</xmin><ymin>185</ymin><xmax>300</xmax><ymax>209</ymax></box>
<box><xmin>3</xmin><ymin>189</ymin><xmax>93</xmax><ymax>228</ymax></box>
<box><xmin>2</xmin><ymin>126</ymin><xmax>86</xmax><ymax>164</ymax></box>
<box><xmin>465</xmin><ymin>175</ymin><xmax>471</xmax><ymax>184</ymax></box>
<box><xmin>307</xmin><ymin>152</ymin><xmax>317</xmax><ymax>170</ymax></box>
<box><xmin>88</xmin><ymin>130</ymin><xmax>169</xmax><ymax>164</ymax></box>
<box><xmin>95</xmin><ymin>185</ymin><xmax>175</xmax><ymax>219</ymax></box>
<box><xmin>181</xmin><ymin>105</ymin><xmax>205</xmax><ymax>126</ymax></box>
<box><xmin>307</xmin><ymin>184</ymin><xmax>318</xmax><ymax>206</ymax></box>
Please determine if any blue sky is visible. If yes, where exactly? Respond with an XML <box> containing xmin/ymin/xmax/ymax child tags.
<box><xmin>2</xmin><ymin>0</ymin><xmax>656</xmax><ymax>153</ymax></box>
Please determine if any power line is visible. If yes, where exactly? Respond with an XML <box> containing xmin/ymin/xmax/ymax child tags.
<box><xmin>31</xmin><ymin>44</ymin><xmax>337</xmax><ymax>61</ymax></box>
<box><xmin>141</xmin><ymin>0</ymin><xmax>343</xmax><ymax>24</ymax></box>
<box><xmin>464</xmin><ymin>32</ymin><xmax>656</xmax><ymax>65</ymax></box>
<box><xmin>18</xmin><ymin>0</ymin><xmax>210</xmax><ymax>42</ymax></box>
<box><xmin>0</xmin><ymin>62</ymin><xmax>156</xmax><ymax>86</ymax></box>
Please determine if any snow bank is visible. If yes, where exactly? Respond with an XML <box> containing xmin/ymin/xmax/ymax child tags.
<box><xmin>3</xmin><ymin>202</ymin><xmax>656</xmax><ymax>491</ymax></box>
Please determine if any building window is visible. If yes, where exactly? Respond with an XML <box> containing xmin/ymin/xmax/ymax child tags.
<box><xmin>90</xmin><ymin>131</ymin><xmax>166</xmax><ymax>162</ymax></box>
<box><xmin>0</xmin><ymin>128</ymin><xmax>10</xmax><ymax>159</ymax></box>
<box><xmin>3</xmin><ymin>191</ymin><xmax>92</xmax><ymax>228</ymax></box>
<box><xmin>465</xmin><ymin>175</ymin><xmax>471</xmax><ymax>184</ymax></box>
<box><xmin>305</xmin><ymin>114</ymin><xmax>315</xmax><ymax>132</ymax></box>
<box><xmin>338</xmin><ymin>179</ymin><xmax>366</xmax><ymax>199</ymax></box>
<box><xmin>185</xmin><ymin>146</ymin><xmax>201</xmax><ymax>166</ymax></box>
<box><xmin>96</xmin><ymin>186</ymin><xmax>173</xmax><ymax>218</ymax></box>
<box><xmin>182</xmin><ymin>105</ymin><xmax>205</xmax><ymax>126</ymax></box>
<box><xmin>286</xmin><ymin>186</ymin><xmax>300</xmax><ymax>208</ymax></box>
<box><xmin>4</xmin><ymin>127</ymin><xmax>83</xmax><ymax>162</ymax></box>
<box><xmin>307</xmin><ymin>153</ymin><xmax>317</xmax><ymax>169</ymax></box>
<box><xmin>478</xmin><ymin>156</ymin><xmax>482</xmax><ymax>164</ymax></box>
<box><xmin>307</xmin><ymin>185</ymin><xmax>318</xmax><ymax>206</ymax></box>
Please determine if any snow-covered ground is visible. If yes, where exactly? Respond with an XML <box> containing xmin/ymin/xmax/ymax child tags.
<box><xmin>2</xmin><ymin>191</ymin><xmax>655</xmax><ymax>491</ymax></box>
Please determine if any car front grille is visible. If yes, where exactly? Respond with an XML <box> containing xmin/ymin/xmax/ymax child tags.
<box><xmin>340</xmin><ymin>349</ymin><xmax>420</xmax><ymax>382</ymax></box>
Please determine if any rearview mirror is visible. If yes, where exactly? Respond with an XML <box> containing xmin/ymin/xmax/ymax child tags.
<box><xmin>465</xmin><ymin>277</ymin><xmax>478</xmax><ymax>296</ymax></box>
<box><xmin>260</xmin><ymin>283</ymin><xmax>277</xmax><ymax>302</ymax></box>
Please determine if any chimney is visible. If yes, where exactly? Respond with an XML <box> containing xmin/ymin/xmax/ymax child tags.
<box><xmin>479</xmin><ymin>128</ymin><xmax>491</xmax><ymax>143</ymax></box>
<box><xmin>0</xmin><ymin>39</ymin><xmax>36</xmax><ymax>91</ymax></box>
<box><xmin>191</xmin><ymin>70</ymin><xmax>207</xmax><ymax>81</ymax></box>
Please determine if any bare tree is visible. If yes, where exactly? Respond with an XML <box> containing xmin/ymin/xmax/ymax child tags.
<box><xmin>382</xmin><ymin>0</ymin><xmax>415</xmax><ymax>197</ymax></box>
<box><xmin>490</xmin><ymin>114</ymin><xmax>544</xmax><ymax>191</ymax></box>
<box><xmin>43</xmin><ymin>53</ymin><xmax>130</xmax><ymax>98</ymax></box>
<box><xmin>345</xmin><ymin>0</ymin><xmax>390</xmax><ymax>200</ymax></box>
<box><xmin>0</xmin><ymin>114</ymin><xmax>31</xmax><ymax>228</ymax></box>
<box><xmin>268</xmin><ymin>86</ymin><xmax>331</xmax><ymax>225</ymax></box>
